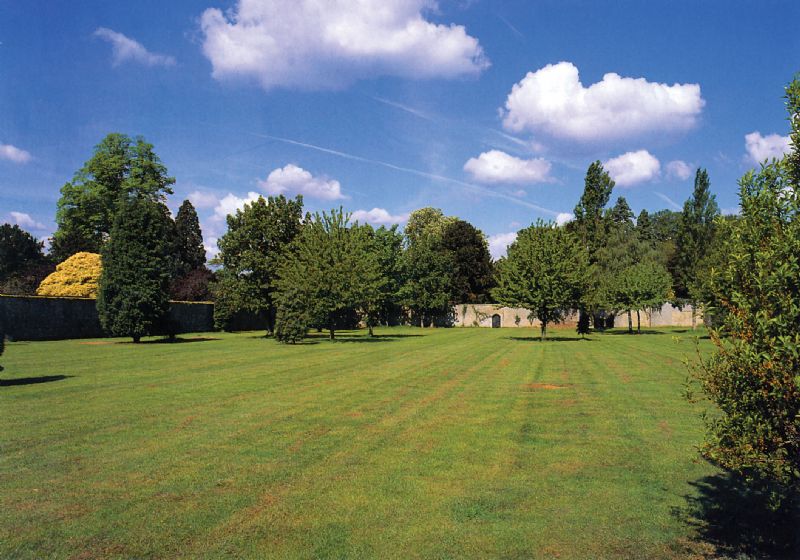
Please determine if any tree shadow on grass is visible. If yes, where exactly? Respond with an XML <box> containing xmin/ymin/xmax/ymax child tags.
<box><xmin>142</xmin><ymin>337</ymin><xmax>222</xmax><ymax>344</ymax></box>
<box><xmin>505</xmin><ymin>336</ymin><xmax>590</xmax><ymax>342</ymax></box>
<box><xmin>673</xmin><ymin>472</ymin><xmax>799</xmax><ymax>559</ymax></box>
<box><xmin>1</xmin><ymin>375</ymin><xmax>74</xmax><ymax>386</ymax></box>
<box><xmin>333</xmin><ymin>333</ymin><xmax>424</xmax><ymax>343</ymax></box>
<box><xmin>602</xmin><ymin>329</ymin><xmax>667</xmax><ymax>335</ymax></box>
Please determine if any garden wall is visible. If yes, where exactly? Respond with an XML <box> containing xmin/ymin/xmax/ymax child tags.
<box><xmin>0</xmin><ymin>295</ymin><xmax>215</xmax><ymax>341</ymax></box>
<box><xmin>453</xmin><ymin>303</ymin><xmax>699</xmax><ymax>328</ymax></box>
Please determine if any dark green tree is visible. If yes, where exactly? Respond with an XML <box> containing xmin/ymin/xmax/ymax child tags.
<box><xmin>97</xmin><ymin>197</ymin><xmax>174</xmax><ymax>342</ymax></box>
<box><xmin>213</xmin><ymin>195</ymin><xmax>304</xmax><ymax>335</ymax></box>
<box><xmin>0</xmin><ymin>224</ymin><xmax>48</xmax><ymax>283</ymax></box>
<box><xmin>173</xmin><ymin>200</ymin><xmax>206</xmax><ymax>275</ymax></box>
<box><xmin>608</xmin><ymin>196</ymin><xmax>634</xmax><ymax>227</ymax></box>
<box><xmin>570</xmin><ymin>161</ymin><xmax>615</xmax><ymax>326</ymax></box>
<box><xmin>636</xmin><ymin>209</ymin><xmax>654</xmax><ymax>243</ymax></box>
<box><xmin>493</xmin><ymin>220</ymin><xmax>588</xmax><ymax>340</ymax></box>
<box><xmin>51</xmin><ymin>133</ymin><xmax>174</xmax><ymax>261</ymax></box>
<box><xmin>674</xmin><ymin>168</ymin><xmax>719</xmax><ymax>327</ymax></box>
<box><xmin>440</xmin><ymin>219</ymin><xmax>494</xmax><ymax>303</ymax></box>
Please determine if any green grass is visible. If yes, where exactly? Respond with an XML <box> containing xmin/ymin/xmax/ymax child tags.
<box><xmin>0</xmin><ymin>326</ymin><xmax>727</xmax><ymax>558</ymax></box>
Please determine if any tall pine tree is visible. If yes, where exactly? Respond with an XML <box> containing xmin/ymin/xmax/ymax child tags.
<box><xmin>173</xmin><ymin>200</ymin><xmax>206</xmax><ymax>275</ymax></box>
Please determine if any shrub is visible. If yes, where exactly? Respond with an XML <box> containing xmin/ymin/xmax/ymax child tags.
<box><xmin>36</xmin><ymin>252</ymin><xmax>101</xmax><ymax>298</ymax></box>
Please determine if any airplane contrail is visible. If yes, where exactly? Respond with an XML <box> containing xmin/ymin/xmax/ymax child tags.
<box><xmin>248</xmin><ymin>132</ymin><xmax>560</xmax><ymax>216</ymax></box>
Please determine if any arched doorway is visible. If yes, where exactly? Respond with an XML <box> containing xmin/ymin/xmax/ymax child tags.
<box><xmin>491</xmin><ymin>314</ymin><xmax>501</xmax><ymax>328</ymax></box>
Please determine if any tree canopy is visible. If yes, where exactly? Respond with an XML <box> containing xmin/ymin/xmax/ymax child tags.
<box><xmin>37</xmin><ymin>252</ymin><xmax>102</xmax><ymax>298</ymax></box>
<box><xmin>97</xmin><ymin>198</ymin><xmax>174</xmax><ymax>342</ymax></box>
<box><xmin>51</xmin><ymin>133</ymin><xmax>174</xmax><ymax>261</ymax></box>
<box><xmin>493</xmin><ymin>220</ymin><xmax>588</xmax><ymax>340</ymax></box>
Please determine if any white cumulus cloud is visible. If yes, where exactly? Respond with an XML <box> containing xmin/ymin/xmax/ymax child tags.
<box><xmin>212</xmin><ymin>191</ymin><xmax>262</xmax><ymax>221</ymax></box>
<box><xmin>351</xmin><ymin>208</ymin><xmax>409</xmax><ymax>226</ymax></box>
<box><xmin>665</xmin><ymin>160</ymin><xmax>693</xmax><ymax>180</ymax></box>
<box><xmin>6</xmin><ymin>211</ymin><xmax>46</xmax><ymax>230</ymax></box>
<box><xmin>555</xmin><ymin>212</ymin><xmax>574</xmax><ymax>226</ymax></box>
<box><xmin>259</xmin><ymin>164</ymin><xmax>344</xmax><ymax>200</ymax></box>
<box><xmin>94</xmin><ymin>27</ymin><xmax>176</xmax><ymax>67</ymax></box>
<box><xmin>604</xmin><ymin>150</ymin><xmax>661</xmax><ymax>187</ymax></box>
<box><xmin>501</xmin><ymin>62</ymin><xmax>704</xmax><ymax>142</ymax></box>
<box><xmin>463</xmin><ymin>150</ymin><xmax>552</xmax><ymax>184</ymax></box>
<box><xmin>488</xmin><ymin>231</ymin><xmax>517</xmax><ymax>260</ymax></box>
<box><xmin>199</xmin><ymin>0</ymin><xmax>488</xmax><ymax>90</ymax></box>
<box><xmin>187</xmin><ymin>190</ymin><xmax>221</xmax><ymax>209</ymax></box>
<box><xmin>0</xmin><ymin>143</ymin><xmax>32</xmax><ymax>163</ymax></box>
<box><xmin>744</xmin><ymin>131</ymin><xmax>791</xmax><ymax>164</ymax></box>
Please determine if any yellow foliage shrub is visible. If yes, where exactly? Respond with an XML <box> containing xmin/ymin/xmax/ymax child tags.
<box><xmin>36</xmin><ymin>252</ymin><xmax>102</xmax><ymax>298</ymax></box>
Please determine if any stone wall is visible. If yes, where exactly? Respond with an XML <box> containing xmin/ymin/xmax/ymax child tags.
<box><xmin>453</xmin><ymin>303</ymin><xmax>698</xmax><ymax>328</ymax></box>
<box><xmin>453</xmin><ymin>304</ymin><xmax>579</xmax><ymax>328</ymax></box>
<box><xmin>0</xmin><ymin>295</ymin><xmax>215</xmax><ymax>341</ymax></box>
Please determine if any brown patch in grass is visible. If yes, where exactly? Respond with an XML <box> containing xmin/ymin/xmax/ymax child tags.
<box><xmin>523</xmin><ymin>383</ymin><xmax>569</xmax><ymax>390</ymax></box>
<box><xmin>178</xmin><ymin>415</ymin><xmax>197</xmax><ymax>429</ymax></box>
<box><xmin>620</xmin><ymin>373</ymin><xmax>632</xmax><ymax>383</ymax></box>
<box><xmin>499</xmin><ymin>358</ymin><xmax>510</xmax><ymax>367</ymax></box>
<box><xmin>345</xmin><ymin>410</ymin><xmax>364</xmax><ymax>418</ymax></box>
<box><xmin>658</xmin><ymin>420</ymin><xmax>673</xmax><ymax>437</ymax></box>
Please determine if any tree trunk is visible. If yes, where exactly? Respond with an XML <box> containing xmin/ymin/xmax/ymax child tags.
<box><xmin>691</xmin><ymin>304</ymin><xmax>697</xmax><ymax>331</ymax></box>
<box><xmin>328</xmin><ymin>316</ymin><xmax>335</xmax><ymax>340</ymax></box>
<box><xmin>368</xmin><ymin>322</ymin><xmax>374</xmax><ymax>337</ymax></box>
<box><xmin>627</xmin><ymin>310</ymin><xmax>633</xmax><ymax>333</ymax></box>
<box><xmin>420</xmin><ymin>312</ymin><xmax>424</xmax><ymax>328</ymax></box>
<box><xmin>266</xmin><ymin>307</ymin><xmax>276</xmax><ymax>337</ymax></box>
<box><xmin>133</xmin><ymin>335</ymin><xmax>141</xmax><ymax>343</ymax></box>
<box><xmin>636</xmin><ymin>310</ymin><xmax>641</xmax><ymax>334</ymax></box>
<box><xmin>541</xmin><ymin>321</ymin><xmax>547</xmax><ymax>341</ymax></box>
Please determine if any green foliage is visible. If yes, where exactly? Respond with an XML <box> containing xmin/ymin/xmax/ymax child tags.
<box><xmin>673</xmin><ymin>168</ymin><xmax>719</xmax><ymax>303</ymax></box>
<box><xmin>368</xmin><ymin>225</ymin><xmax>404</xmax><ymax>325</ymax></box>
<box><xmin>274</xmin><ymin>284</ymin><xmax>310</xmax><ymax>344</ymax></box>
<box><xmin>173</xmin><ymin>200</ymin><xmax>206</xmax><ymax>275</ymax></box>
<box><xmin>0</xmin><ymin>223</ymin><xmax>47</xmax><ymax>283</ymax></box>
<box><xmin>492</xmin><ymin>220</ymin><xmax>588</xmax><ymax>339</ymax></box>
<box><xmin>52</xmin><ymin>133</ymin><xmax>174</xmax><ymax>261</ymax></box>
<box><xmin>572</xmin><ymin>160</ymin><xmax>615</xmax><ymax>258</ymax></box>
<box><xmin>404</xmin><ymin>207</ymin><xmax>456</xmax><ymax>246</ymax></box>
<box><xmin>692</xmin><ymin>76</ymin><xmax>800</xmax><ymax>503</ymax></box>
<box><xmin>636</xmin><ymin>209</ymin><xmax>653</xmax><ymax>242</ymax></box>
<box><xmin>441</xmin><ymin>219</ymin><xmax>494</xmax><ymax>303</ymax></box>
<box><xmin>97</xmin><ymin>198</ymin><xmax>174</xmax><ymax>342</ymax></box>
<box><xmin>275</xmin><ymin>209</ymin><xmax>386</xmax><ymax>341</ymax></box>
<box><xmin>608</xmin><ymin>196</ymin><xmax>634</xmax><ymax>227</ymax></box>
<box><xmin>213</xmin><ymin>195</ymin><xmax>304</xmax><ymax>334</ymax></box>
<box><xmin>611</xmin><ymin>261</ymin><xmax>672</xmax><ymax>333</ymax></box>
<box><xmin>399</xmin><ymin>235</ymin><xmax>453</xmax><ymax>327</ymax></box>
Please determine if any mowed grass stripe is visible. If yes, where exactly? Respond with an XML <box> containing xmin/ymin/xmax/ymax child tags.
<box><xmin>0</xmin><ymin>327</ymin><xmax>717</xmax><ymax>559</ymax></box>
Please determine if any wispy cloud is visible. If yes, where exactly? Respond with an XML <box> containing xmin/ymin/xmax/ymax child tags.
<box><xmin>654</xmin><ymin>191</ymin><xmax>682</xmax><ymax>210</ymax></box>
<box><xmin>371</xmin><ymin>96</ymin><xmax>436</xmax><ymax>122</ymax></box>
<box><xmin>94</xmin><ymin>27</ymin><xmax>176</xmax><ymax>67</ymax></box>
<box><xmin>250</xmin><ymin>132</ymin><xmax>560</xmax><ymax>216</ymax></box>
<box><xmin>0</xmin><ymin>143</ymin><xmax>32</xmax><ymax>163</ymax></box>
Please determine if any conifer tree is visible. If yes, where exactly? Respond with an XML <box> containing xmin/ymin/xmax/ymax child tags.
<box><xmin>608</xmin><ymin>196</ymin><xmax>634</xmax><ymax>226</ymax></box>
<box><xmin>173</xmin><ymin>200</ymin><xmax>206</xmax><ymax>275</ymax></box>
<box><xmin>674</xmin><ymin>168</ymin><xmax>719</xmax><ymax>327</ymax></box>
<box><xmin>97</xmin><ymin>197</ymin><xmax>174</xmax><ymax>342</ymax></box>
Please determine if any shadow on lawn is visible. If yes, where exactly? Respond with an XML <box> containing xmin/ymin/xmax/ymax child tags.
<box><xmin>1</xmin><ymin>374</ymin><xmax>74</xmax><ymax>386</ymax></box>
<box><xmin>673</xmin><ymin>472</ymin><xmax>799</xmax><ymax>558</ymax></box>
<box><xmin>506</xmin><ymin>336</ymin><xmax>591</xmax><ymax>342</ymax></box>
<box><xmin>141</xmin><ymin>337</ymin><xmax>221</xmax><ymax>344</ymax></box>
<box><xmin>602</xmin><ymin>329</ymin><xmax>666</xmax><ymax>335</ymax></box>
<box><xmin>308</xmin><ymin>333</ymin><xmax>424</xmax><ymax>343</ymax></box>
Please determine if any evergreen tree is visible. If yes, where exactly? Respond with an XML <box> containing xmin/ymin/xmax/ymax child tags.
<box><xmin>440</xmin><ymin>219</ymin><xmax>494</xmax><ymax>303</ymax></box>
<box><xmin>97</xmin><ymin>197</ymin><xmax>174</xmax><ymax>342</ymax></box>
<box><xmin>213</xmin><ymin>195</ymin><xmax>304</xmax><ymax>335</ymax></box>
<box><xmin>674</xmin><ymin>168</ymin><xmax>719</xmax><ymax>327</ymax></box>
<box><xmin>608</xmin><ymin>196</ymin><xmax>634</xmax><ymax>227</ymax></box>
<box><xmin>52</xmin><ymin>134</ymin><xmax>174</xmax><ymax>261</ymax></box>
<box><xmin>636</xmin><ymin>209</ymin><xmax>654</xmax><ymax>243</ymax></box>
<box><xmin>570</xmin><ymin>161</ymin><xmax>615</xmax><ymax>326</ymax></box>
<box><xmin>493</xmin><ymin>220</ymin><xmax>588</xmax><ymax>340</ymax></box>
<box><xmin>173</xmin><ymin>200</ymin><xmax>206</xmax><ymax>275</ymax></box>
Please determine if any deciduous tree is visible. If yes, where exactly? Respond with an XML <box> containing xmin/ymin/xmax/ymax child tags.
<box><xmin>37</xmin><ymin>252</ymin><xmax>102</xmax><ymax>298</ymax></box>
<box><xmin>493</xmin><ymin>220</ymin><xmax>588</xmax><ymax>340</ymax></box>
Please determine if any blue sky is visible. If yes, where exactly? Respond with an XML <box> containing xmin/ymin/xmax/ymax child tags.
<box><xmin>1</xmin><ymin>0</ymin><xmax>797</xmax><ymax>258</ymax></box>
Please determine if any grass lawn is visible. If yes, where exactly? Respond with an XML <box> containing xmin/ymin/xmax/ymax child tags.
<box><xmin>0</xmin><ymin>326</ymin><xmax>757</xmax><ymax>558</ymax></box>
